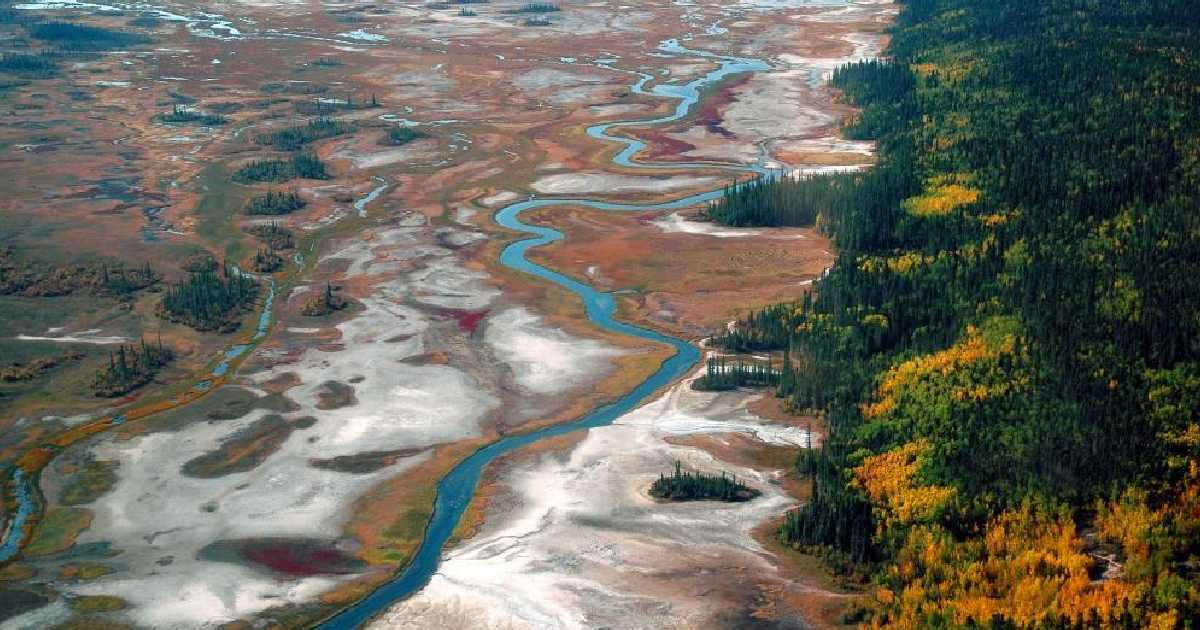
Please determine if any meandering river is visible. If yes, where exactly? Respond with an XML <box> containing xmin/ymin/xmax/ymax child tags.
<box><xmin>317</xmin><ymin>40</ymin><xmax>776</xmax><ymax>630</ymax></box>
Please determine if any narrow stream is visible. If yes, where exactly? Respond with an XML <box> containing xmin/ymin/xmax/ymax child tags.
<box><xmin>317</xmin><ymin>40</ymin><xmax>774</xmax><ymax>630</ymax></box>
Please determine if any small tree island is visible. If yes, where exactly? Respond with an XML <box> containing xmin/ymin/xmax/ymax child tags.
<box><xmin>650</xmin><ymin>461</ymin><xmax>761</xmax><ymax>502</ymax></box>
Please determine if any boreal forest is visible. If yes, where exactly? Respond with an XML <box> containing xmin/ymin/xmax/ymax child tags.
<box><xmin>712</xmin><ymin>0</ymin><xmax>1200</xmax><ymax>626</ymax></box>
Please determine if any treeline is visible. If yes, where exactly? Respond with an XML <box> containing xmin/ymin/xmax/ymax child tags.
<box><xmin>0</xmin><ymin>248</ymin><xmax>158</xmax><ymax>298</ymax></box>
<box><xmin>830</xmin><ymin>59</ymin><xmax>917</xmax><ymax>140</ymax></box>
<box><xmin>244</xmin><ymin>190</ymin><xmax>305</xmax><ymax>216</ymax></box>
<box><xmin>706</xmin><ymin>173</ymin><xmax>837</xmax><ymax>228</ymax></box>
<box><xmin>255</xmin><ymin>118</ymin><xmax>354</xmax><ymax>151</ymax></box>
<box><xmin>92</xmin><ymin>337</ymin><xmax>173</xmax><ymax>397</ymax></box>
<box><xmin>0</xmin><ymin>19</ymin><xmax>155</xmax><ymax>78</ymax></box>
<box><xmin>711</xmin><ymin>304</ymin><xmax>795</xmax><ymax>352</ymax></box>
<box><xmin>712</xmin><ymin>0</ymin><xmax>1200</xmax><ymax>626</ymax></box>
<box><xmin>0</xmin><ymin>52</ymin><xmax>58</xmax><ymax>78</ymax></box>
<box><xmin>691</xmin><ymin>355</ymin><xmax>778</xmax><ymax>391</ymax></box>
<box><xmin>650</xmin><ymin>460</ymin><xmax>759</xmax><ymax>502</ymax></box>
<box><xmin>233</xmin><ymin>154</ymin><xmax>329</xmax><ymax>183</ymax></box>
<box><xmin>159</xmin><ymin>266</ymin><xmax>258</xmax><ymax>332</ymax></box>
<box><xmin>707</xmin><ymin>159</ymin><xmax>916</xmax><ymax>230</ymax></box>
<box><xmin>30</xmin><ymin>21</ymin><xmax>153</xmax><ymax>51</ymax></box>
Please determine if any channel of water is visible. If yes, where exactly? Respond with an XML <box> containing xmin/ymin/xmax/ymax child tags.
<box><xmin>317</xmin><ymin>40</ymin><xmax>775</xmax><ymax>629</ymax></box>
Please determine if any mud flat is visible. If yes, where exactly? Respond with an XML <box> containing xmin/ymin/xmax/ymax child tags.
<box><xmin>531</xmin><ymin>172</ymin><xmax>723</xmax><ymax>196</ymax></box>
<box><xmin>18</xmin><ymin>216</ymin><xmax>658</xmax><ymax>629</ymax></box>
<box><xmin>625</xmin><ymin>0</ymin><xmax>892</xmax><ymax>169</ymax></box>
<box><xmin>369</xmin><ymin>369</ymin><xmax>821</xmax><ymax>630</ymax></box>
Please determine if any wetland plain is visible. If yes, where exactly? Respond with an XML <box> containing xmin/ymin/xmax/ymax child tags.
<box><xmin>0</xmin><ymin>0</ymin><xmax>892</xmax><ymax>627</ymax></box>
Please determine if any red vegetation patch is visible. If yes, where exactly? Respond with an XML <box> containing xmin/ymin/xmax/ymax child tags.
<box><xmin>692</xmin><ymin>73</ymin><xmax>751</xmax><ymax>138</ymax></box>
<box><xmin>638</xmin><ymin>130</ymin><xmax>697</xmax><ymax>160</ymax></box>
<box><xmin>241</xmin><ymin>542</ymin><xmax>360</xmax><ymax>576</ymax></box>
<box><xmin>443</xmin><ymin>309</ymin><xmax>489</xmax><ymax>335</ymax></box>
<box><xmin>199</xmin><ymin>538</ymin><xmax>365</xmax><ymax>577</ymax></box>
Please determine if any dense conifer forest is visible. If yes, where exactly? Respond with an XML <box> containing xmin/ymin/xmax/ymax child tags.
<box><xmin>714</xmin><ymin>0</ymin><xmax>1200</xmax><ymax>626</ymax></box>
<box><xmin>650</xmin><ymin>461</ymin><xmax>760</xmax><ymax>502</ymax></box>
<box><xmin>0</xmin><ymin>52</ymin><xmax>57</xmax><ymax>77</ymax></box>
<box><xmin>158</xmin><ymin>265</ymin><xmax>259</xmax><ymax>332</ymax></box>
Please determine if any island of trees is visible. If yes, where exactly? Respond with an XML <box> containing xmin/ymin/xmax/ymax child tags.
<box><xmin>380</xmin><ymin>125</ymin><xmax>429</xmax><ymax>146</ymax></box>
<box><xmin>233</xmin><ymin>154</ymin><xmax>329</xmax><ymax>184</ymax></box>
<box><xmin>300</xmin><ymin>283</ymin><xmax>349</xmax><ymax>317</ymax></box>
<box><xmin>92</xmin><ymin>338</ymin><xmax>173</xmax><ymax>398</ymax></box>
<box><xmin>158</xmin><ymin>265</ymin><xmax>258</xmax><ymax>332</ymax></box>
<box><xmin>244</xmin><ymin>190</ymin><xmax>306</xmax><ymax>216</ymax></box>
<box><xmin>255</xmin><ymin>118</ymin><xmax>354</xmax><ymax>151</ymax></box>
<box><xmin>244</xmin><ymin>223</ymin><xmax>296</xmax><ymax>251</ymax></box>
<box><xmin>650</xmin><ymin>461</ymin><xmax>760</xmax><ymax>502</ymax></box>
<box><xmin>156</xmin><ymin>106</ymin><xmax>227</xmax><ymax>126</ymax></box>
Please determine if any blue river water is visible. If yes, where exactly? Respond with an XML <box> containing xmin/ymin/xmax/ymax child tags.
<box><xmin>0</xmin><ymin>470</ymin><xmax>34</xmax><ymax>563</ymax></box>
<box><xmin>317</xmin><ymin>40</ymin><xmax>776</xmax><ymax>629</ymax></box>
<box><xmin>212</xmin><ymin>278</ymin><xmax>276</xmax><ymax>378</ymax></box>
